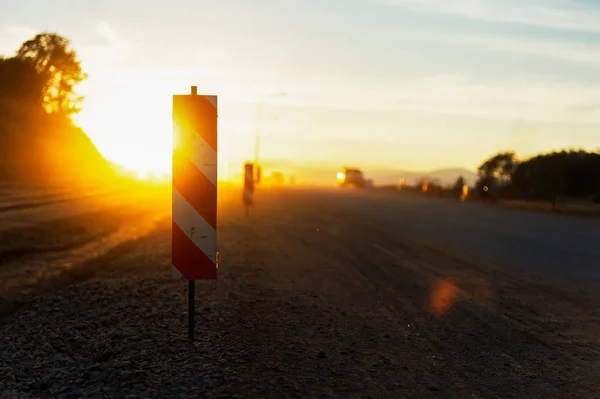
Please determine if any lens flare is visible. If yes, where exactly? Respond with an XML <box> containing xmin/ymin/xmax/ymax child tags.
<box><xmin>428</xmin><ymin>278</ymin><xmax>458</xmax><ymax>317</ymax></box>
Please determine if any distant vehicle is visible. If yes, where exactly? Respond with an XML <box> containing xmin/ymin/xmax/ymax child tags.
<box><xmin>337</xmin><ymin>167</ymin><xmax>366</xmax><ymax>188</ymax></box>
<box><xmin>270</xmin><ymin>171</ymin><xmax>285</xmax><ymax>185</ymax></box>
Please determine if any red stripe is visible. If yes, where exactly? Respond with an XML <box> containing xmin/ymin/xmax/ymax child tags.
<box><xmin>243</xmin><ymin>166</ymin><xmax>254</xmax><ymax>205</ymax></box>
<box><xmin>244</xmin><ymin>165</ymin><xmax>254</xmax><ymax>192</ymax></box>
<box><xmin>173</xmin><ymin>159</ymin><xmax>217</xmax><ymax>229</ymax></box>
<box><xmin>173</xmin><ymin>96</ymin><xmax>217</xmax><ymax>151</ymax></box>
<box><xmin>172</xmin><ymin>222</ymin><xmax>216</xmax><ymax>280</ymax></box>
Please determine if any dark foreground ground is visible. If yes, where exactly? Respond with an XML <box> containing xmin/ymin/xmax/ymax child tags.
<box><xmin>1</xmin><ymin>184</ymin><xmax>600</xmax><ymax>398</ymax></box>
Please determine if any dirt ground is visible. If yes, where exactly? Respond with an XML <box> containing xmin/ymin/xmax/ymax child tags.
<box><xmin>1</xmin><ymin>185</ymin><xmax>600</xmax><ymax>398</ymax></box>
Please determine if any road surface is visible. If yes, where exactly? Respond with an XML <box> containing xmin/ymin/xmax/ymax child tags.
<box><xmin>296</xmin><ymin>187</ymin><xmax>600</xmax><ymax>289</ymax></box>
<box><xmin>1</xmin><ymin>184</ymin><xmax>599</xmax><ymax>398</ymax></box>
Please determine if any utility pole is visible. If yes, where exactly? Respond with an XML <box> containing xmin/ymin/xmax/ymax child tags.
<box><xmin>254</xmin><ymin>92</ymin><xmax>285</xmax><ymax>181</ymax></box>
<box><xmin>254</xmin><ymin>104</ymin><xmax>262</xmax><ymax>184</ymax></box>
<box><xmin>254</xmin><ymin>103</ymin><xmax>261</xmax><ymax>167</ymax></box>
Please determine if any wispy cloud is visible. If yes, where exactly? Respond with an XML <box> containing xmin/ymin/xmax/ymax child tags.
<box><xmin>0</xmin><ymin>23</ymin><xmax>133</xmax><ymax>66</ymax></box>
<box><xmin>382</xmin><ymin>0</ymin><xmax>600</xmax><ymax>32</ymax></box>
<box><xmin>399</xmin><ymin>28</ymin><xmax>600</xmax><ymax>65</ymax></box>
<box><xmin>163</xmin><ymin>44</ymin><xmax>229</xmax><ymax>68</ymax></box>
<box><xmin>255</xmin><ymin>74</ymin><xmax>600</xmax><ymax>124</ymax></box>
<box><xmin>76</xmin><ymin>22</ymin><xmax>133</xmax><ymax>69</ymax></box>
<box><xmin>130</xmin><ymin>62</ymin><xmax>600</xmax><ymax>125</ymax></box>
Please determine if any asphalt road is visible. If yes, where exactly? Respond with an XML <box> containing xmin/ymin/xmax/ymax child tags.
<box><xmin>288</xmin><ymin>187</ymin><xmax>600</xmax><ymax>289</ymax></box>
<box><xmin>2</xmin><ymin>184</ymin><xmax>600</xmax><ymax>397</ymax></box>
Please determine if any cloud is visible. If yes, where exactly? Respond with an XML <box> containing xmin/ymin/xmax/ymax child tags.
<box><xmin>76</xmin><ymin>22</ymin><xmax>133</xmax><ymax>69</ymax></box>
<box><xmin>126</xmin><ymin>63</ymin><xmax>598</xmax><ymax>125</ymax></box>
<box><xmin>382</xmin><ymin>0</ymin><xmax>600</xmax><ymax>33</ymax></box>
<box><xmin>76</xmin><ymin>36</ymin><xmax>600</xmax><ymax>127</ymax></box>
<box><xmin>0</xmin><ymin>24</ymin><xmax>132</xmax><ymax>66</ymax></box>
<box><xmin>246</xmin><ymin>74</ymin><xmax>600</xmax><ymax>124</ymax></box>
<box><xmin>163</xmin><ymin>44</ymin><xmax>229</xmax><ymax>68</ymax></box>
<box><xmin>95</xmin><ymin>22</ymin><xmax>119</xmax><ymax>43</ymax></box>
<box><xmin>390</xmin><ymin>27</ymin><xmax>600</xmax><ymax>65</ymax></box>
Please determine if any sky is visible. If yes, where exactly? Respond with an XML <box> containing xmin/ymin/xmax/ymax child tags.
<box><xmin>1</xmin><ymin>0</ymin><xmax>600</xmax><ymax>182</ymax></box>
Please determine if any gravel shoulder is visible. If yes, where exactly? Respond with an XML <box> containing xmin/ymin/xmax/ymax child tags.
<box><xmin>1</xmin><ymin>186</ymin><xmax>599</xmax><ymax>398</ymax></box>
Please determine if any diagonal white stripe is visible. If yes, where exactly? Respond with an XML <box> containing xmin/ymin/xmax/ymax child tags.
<box><xmin>172</xmin><ymin>265</ymin><xmax>183</xmax><ymax>279</ymax></box>
<box><xmin>172</xmin><ymin>188</ymin><xmax>217</xmax><ymax>264</ymax></box>
<box><xmin>204</xmin><ymin>95</ymin><xmax>217</xmax><ymax>109</ymax></box>
<box><xmin>244</xmin><ymin>187</ymin><xmax>254</xmax><ymax>202</ymax></box>
<box><xmin>190</xmin><ymin>133</ymin><xmax>218</xmax><ymax>186</ymax></box>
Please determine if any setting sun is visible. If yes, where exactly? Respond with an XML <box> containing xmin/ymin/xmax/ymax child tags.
<box><xmin>73</xmin><ymin>83</ymin><xmax>174</xmax><ymax>178</ymax></box>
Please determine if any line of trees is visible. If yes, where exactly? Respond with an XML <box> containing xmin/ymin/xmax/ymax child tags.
<box><xmin>472</xmin><ymin>150</ymin><xmax>600</xmax><ymax>206</ymax></box>
<box><xmin>0</xmin><ymin>32</ymin><xmax>111</xmax><ymax>183</ymax></box>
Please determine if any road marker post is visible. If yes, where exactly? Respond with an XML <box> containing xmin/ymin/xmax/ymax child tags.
<box><xmin>398</xmin><ymin>178</ymin><xmax>405</xmax><ymax>190</ymax></box>
<box><xmin>243</xmin><ymin>162</ymin><xmax>254</xmax><ymax>216</ymax></box>
<box><xmin>172</xmin><ymin>86</ymin><xmax>218</xmax><ymax>342</ymax></box>
<box><xmin>256</xmin><ymin>165</ymin><xmax>262</xmax><ymax>185</ymax></box>
<box><xmin>461</xmin><ymin>184</ymin><xmax>469</xmax><ymax>201</ymax></box>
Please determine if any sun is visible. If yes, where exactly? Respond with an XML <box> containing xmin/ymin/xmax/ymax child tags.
<box><xmin>74</xmin><ymin>80</ymin><xmax>234</xmax><ymax>182</ymax></box>
<box><xmin>74</xmin><ymin>86</ymin><xmax>173</xmax><ymax>179</ymax></box>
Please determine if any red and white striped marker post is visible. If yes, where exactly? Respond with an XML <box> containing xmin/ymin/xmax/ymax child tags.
<box><xmin>255</xmin><ymin>165</ymin><xmax>262</xmax><ymax>185</ymax></box>
<box><xmin>243</xmin><ymin>162</ymin><xmax>254</xmax><ymax>216</ymax></box>
<box><xmin>172</xmin><ymin>86</ymin><xmax>218</xmax><ymax>341</ymax></box>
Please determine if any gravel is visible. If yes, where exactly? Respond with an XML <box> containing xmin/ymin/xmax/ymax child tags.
<box><xmin>0</xmin><ymin>270</ymin><xmax>232</xmax><ymax>398</ymax></box>
<box><xmin>1</xmin><ymin>187</ymin><xmax>599</xmax><ymax>398</ymax></box>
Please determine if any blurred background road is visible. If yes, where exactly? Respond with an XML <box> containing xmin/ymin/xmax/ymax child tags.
<box><xmin>290</xmin><ymin>187</ymin><xmax>600</xmax><ymax>289</ymax></box>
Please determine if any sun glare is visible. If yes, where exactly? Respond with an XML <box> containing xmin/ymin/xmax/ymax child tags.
<box><xmin>75</xmin><ymin>79</ymin><xmax>236</xmax><ymax>182</ymax></box>
<box><xmin>74</xmin><ymin>85</ymin><xmax>174</xmax><ymax>180</ymax></box>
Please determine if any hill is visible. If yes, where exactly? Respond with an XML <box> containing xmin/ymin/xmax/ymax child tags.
<box><xmin>369</xmin><ymin>168</ymin><xmax>478</xmax><ymax>187</ymax></box>
<box><xmin>0</xmin><ymin>112</ymin><xmax>116</xmax><ymax>185</ymax></box>
<box><xmin>0</xmin><ymin>32</ymin><xmax>117</xmax><ymax>186</ymax></box>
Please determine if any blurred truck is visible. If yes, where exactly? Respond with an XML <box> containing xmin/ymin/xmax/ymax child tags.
<box><xmin>337</xmin><ymin>167</ymin><xmax>366</xmax><ymax>188</ymax></box>
<box><xmin>270</xmin><ymin>171</ymin><xmax>285</xmax><ymax>185</ymax></box>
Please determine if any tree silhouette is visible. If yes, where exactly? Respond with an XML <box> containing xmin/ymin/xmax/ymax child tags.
<box><xmin>477</xmin><ymin>152</ymin><xmax>517</xmax><ymax>186</ymax></box>
<box><xmin>16</xmin><ymin>32</ymin><xmax>87</xmax><ymax>115</ymax></box>
<box><xmin>0</xmin><ymin>57</ymin><xmax>47</xmax><ymax>166</ymax></box>
<box><xmin>453</xmin><ymin>175</ymin><xmax>466</xmax><ymax>196</ymax></box>
<box><xmin>475</xmin><ymin>149</ymin><xmax>600</xmax><ymax>207</ymax></box>
<box><xmin>0</xmin><ymin>57</ymin><xmax>46</xmax><ymax>107</ymax></box>
<box><xmin>0</xmin><ymin>32</ymin><xmax>111</xmax><ymax>183</ymax></box>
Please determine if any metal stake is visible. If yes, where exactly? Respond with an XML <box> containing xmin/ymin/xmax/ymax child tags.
<box><xmin>188</xmin><ymin>280</ymin><xmax>195</xmax><ymax>341</ymax></box>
